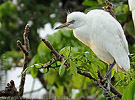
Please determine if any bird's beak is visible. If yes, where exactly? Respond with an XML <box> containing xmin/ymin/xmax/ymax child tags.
<box><xmin>54</xmin><ymin>23</ymin><xmax>70</xmax><ymax>30</ymax></box>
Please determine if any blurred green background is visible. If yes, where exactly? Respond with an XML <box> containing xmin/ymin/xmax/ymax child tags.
<box><xmin>0</xmin><ymin>0</ymin><xmax>135</xmax><ymax>99</ymax></box>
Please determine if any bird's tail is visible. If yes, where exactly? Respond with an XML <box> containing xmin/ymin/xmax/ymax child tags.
<box><xmin>132</xmin><ymin>9</ymin><xmax>135</xmax><ymax>27</ymax></box>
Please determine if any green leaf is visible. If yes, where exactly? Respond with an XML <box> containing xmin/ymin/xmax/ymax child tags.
<box><xmin>59</xmin><ymin>60</ymin><xmax>66</xmax><ymax>76</ymax></box>
<box><xmin>31</xmin><ymin>65</ymin><xmax>38</xmax><ymax>78</ymax></box>
<box><xmin>37</xmin><ymin>42</ymin><xmax>49</xmax><ymax>55</ymax></box>
<box><xmin>90</xmin><ymin>71</ymin><xmax>98</xmax><ymax>80</ymax></box>
<box><xmin>54</xmin><ymin>32</ymin><xmax>61</xmax><ymax>43</ymax></box>
<box><xmin>60</xmin><ymin>29</ymin><xmax>71</xmax><ymax>37</ymax></box>
<box><xmin>111</xmin><ymin>69</ymin><xmax>115</xmax><ymax>78</ymax></box>
<box><xmin>1</xmin><ymin>50</ymin><xmax>23</xmax><ymax>59</ymax></box>
<box><xmin>91</xmin><ymin>63</ymin><xmax>98</xmax><ymax>72</ymax></box>
<box><xmin>29</xmin><ymin>54</ymin><xmax>40</xmax><ymax>65</ymax></box>
<box><xmin>59</xmin><ymin>46</ymin><xmax>71</xmax><ymax>58</ymax></box>
<box><xmin>97</xmin><ymin>0</ymin><xmax>104</xmax><ymax>4</ymax></box>
<box><xmin>45</xmin><ymin>69</ymin><xmax>58</xmax><ymax>86</ymax></box>
<box><xmin>55</xmin><ymin>85</ymin><xmax>64</xmax><ymax>97</ymax></box>
<box><xmin>82</xmin><ymin>0</ymin><xmax>98</xmax><ymax>7</ymax></box>
<box><xmin>97</xmin><ymin>61</ymin><xmax>106</xmax><ymax>69</ymax></box>
<box><xmin>22</xmin><ymin>65</ymin><xmax>32</xmax><ymax>75</ymax></box>
<box><xmin>34</xmin><ymin>64</ymin><xmax>43</xmax><ymax>68</ymax></box>
<box><xmin>70</xmin><ymin>60</ymin><xmax>77</xmax><ymax>76</ymax></box>
<box><xmin>122</xmin><ymin>79</ymin><xmax>135</xmax><ymax>100</ymax></box>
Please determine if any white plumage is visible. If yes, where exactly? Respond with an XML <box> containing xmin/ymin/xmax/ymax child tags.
<box><xmin>55</xmin><ymin>9</ymin><xmax>130</xmax><ymax>72</ymax></box>
<box><xmin>128</xmin><ymin>0</ymin><xmax>135</xmax><ymax>27</ymax></box>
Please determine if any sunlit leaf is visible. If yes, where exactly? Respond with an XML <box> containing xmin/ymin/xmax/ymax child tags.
<box><xmin>90</xmin><ymin>71</ymin><xmax>98</xmax><ymax>80</ymax></box>
<box><xmin>31</xmin><ymin>65</ymin><xmax>38</xmax><ymax>78</ymax></box>
<box><xmin>55</xmin><ymin>85</ymin><xmax>64</xmax><ymax>97</ymax></box>
<box><xmin>54</xmin><ymin>32</ymin><xmax>61</xmax><ymax>43</ymax></box>
<box><xmin>60</xmin><ymin>29</ymin><xmax>71</xmax><ymax>37</ymax></box>
<box><xmin>111</xmin><ymin>69</ymin><xmax>115</xmax><ymax>78</ymax></box>
<box><xmin>37</xmin><ymin>42</ymin><xmax>49</xmax><ymax>55</ymax></box>
<box><xmin>59</xmin><ymin>60</ymin><xmax>66</xmax><ymax>76</ymax></box>
<box><xmin>122</xmin><ymin>79</ymin><xmax>135</xmax><ymax>100</ymax></box>
<box><xmin>70</xmin><ymin>60</ymin><xmax>77</xmax><ymax>76</ymax></box>
<box><xmin>59</xmin><ymin>46</ymin><xmax>71</xmax><ymax>58</ymax></box>
<box><xmin>72</xmin><ymin>74</ymin><xmax>83</xmax><ymax>88</ymax></box>
<box><xmin>29</xmin><ymin>54</ymin><xmax>40</xmax><ymax>65</ymax></box>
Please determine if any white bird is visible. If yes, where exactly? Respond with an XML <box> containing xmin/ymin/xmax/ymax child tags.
<box><xmin>55</xmin><ymin>9</ymin><xmax>130</xmax><ymax>91</ymax></box>
<box><xmin>128</xmin><ymin>0</ymin><xmax>135</xmax><ymax>27</ymax></box>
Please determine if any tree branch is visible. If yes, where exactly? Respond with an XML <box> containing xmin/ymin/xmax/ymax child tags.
<box><xmin>17</xmin><ymin>24</ymin><xmax>30</xmax><ymax>96</ymax></box>
<box><xmin>102</xmin><ymin>0</ymin><xmax>116</xmax><ymax>18</ymax></box>
<box><xmin>97</xmin><ymin>70</ymin><xmax>122</xmax><ymax>98</ymax></box>
<box><xmin>41</xmin><ymin>39</ymin><xmax>64</xmax><ymax>61</ymax></box>
<box><xmin>41</xmin><ymin>38</ymin><xmax>123</xmax><ymax>99</ymax></box>
<box><xmin>77</xmin><ymin>70</ymin><xmax>97</xmax><ymax>81</ymax></box>
<box><xmin>0</xmin><ymin>24</ymin><xmax>30</xmax><ymax>97</ymax></box>
<box><xmin>0</xmin><ymin>80</ymin><xmax>18</xmax><ymax>97</ymax></box>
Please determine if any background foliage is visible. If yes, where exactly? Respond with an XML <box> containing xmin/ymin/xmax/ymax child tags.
<box><xmin>0</xmin><ymin>0</ymin><xmax>135</xmax><ymax>99</ymax></box>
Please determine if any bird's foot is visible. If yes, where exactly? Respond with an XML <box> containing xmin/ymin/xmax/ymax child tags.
<box><xmin>98</xmin><ymin>79</ymin><xmax>112</xmax><ymax>99</ymax></box>
<box><xmin>103</xmin><ymin>89</ymin><xmax>111</xmax><ymax>98</ymax></box>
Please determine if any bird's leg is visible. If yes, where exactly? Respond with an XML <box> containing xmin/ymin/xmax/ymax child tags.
<box><xmin>105</xmin><ymin>60</ymin><xmax>116</xmax><ymax>78</ymax></box>
<box><xmin>107</xmin><ymin>70</ymin><xmax>112</xmax><ymax>91</ymax></box>
<box><xmin>105</xmin><ymin>60</ymin><xmax>116</xmax><ymax>92</ymax></box>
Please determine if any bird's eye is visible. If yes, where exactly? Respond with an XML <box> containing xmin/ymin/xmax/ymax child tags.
<box><xmin>68</xmin><ymin>20</ymin><xmax>75</xmax><ymax>24</ymax></box>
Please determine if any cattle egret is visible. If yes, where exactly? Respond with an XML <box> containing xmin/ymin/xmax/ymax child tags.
<box><xmin>128</xmin><ymin>0</ymin><xmax>135</xmax><ymax>27</ymax></box>
<box><xmin>55</xmin><ymin>9</ymin><xmax>130</xmax><ymax>91</ymax></box>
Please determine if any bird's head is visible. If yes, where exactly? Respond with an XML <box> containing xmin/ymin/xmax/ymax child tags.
<box><xmin>55</xmin><ymin>12</ymin><xmax>86</xmax><ymax>30</ymax></box>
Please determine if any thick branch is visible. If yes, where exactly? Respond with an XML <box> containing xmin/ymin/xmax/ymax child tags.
<box><xmin>17</xmin><ymin>24</ymin><xmax>30</xmax><ymax>96</ymax></box>
<box><xmin>0</xmin><ymin>24</ymin><xmax>30</xmax><ymax>97</ymax></box>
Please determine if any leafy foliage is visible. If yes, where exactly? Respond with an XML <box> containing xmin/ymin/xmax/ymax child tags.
<box><xmin>28</xmin><ymin>29</ymin><xmax>135</xmax><ymax>99</ymax></box>
<box><xmin>122</xmin><ymin>79</ymin><xmax>135</xmax><ymax>100</ymax></box>
<box><xmin>0</xmin><ymin>0</ymin><xmax>135</xmax><ymax>99</ymax></box>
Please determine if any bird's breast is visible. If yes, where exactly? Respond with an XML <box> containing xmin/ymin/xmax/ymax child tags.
<box><xmin>73</xmin><ymin>26</ymin><xmax>92</xmax><ymax>47</ymax></box>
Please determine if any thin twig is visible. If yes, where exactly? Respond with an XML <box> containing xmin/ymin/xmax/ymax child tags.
<box><xmin>77</xmin><ymin>70</ymin><xmax>96</xmax><ymax>81</ymax></box>
<box><xmin>17</xmin><ymin>24</ymin><xmax>30</xmax><ymax>96</ymax></box>
<box><xmin>41</xmin><ymin>39</ymin><xmax>64</xmax><ymax>61</ymax></box>
<box><xmin>17</xmin><ymin>40</ymin><xmax>29</xmax><ymax>56</ymax></box>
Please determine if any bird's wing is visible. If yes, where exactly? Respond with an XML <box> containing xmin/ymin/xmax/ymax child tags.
<box><xmin>87</xmin><ymin>10</ymin><xmax>130</xmax><ymax>71</ymax></box>
<box><xmin>128</xmin><ymin>0</ymin><xmax>135</xmax><ymax>26</ymax></box>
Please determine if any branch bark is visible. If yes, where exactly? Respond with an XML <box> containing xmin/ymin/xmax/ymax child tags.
<box><xmin>0</xmin><ymin>80</ymin><xmax>18</xmax><ymax>97</ymax></box>
<box><xmin>17</xmin><ymin>24</ymin><xmax>30</xmax><ymax>96</ymax></box>
<box><xmin>102</xmin><ymin>0</ymin><xmax>116</xmax><ymax>18</ymax></box>
<box><xmin>0</xmin><ymin>24</ymin><xmax>30</xmax><ymax>97</ymax></box>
